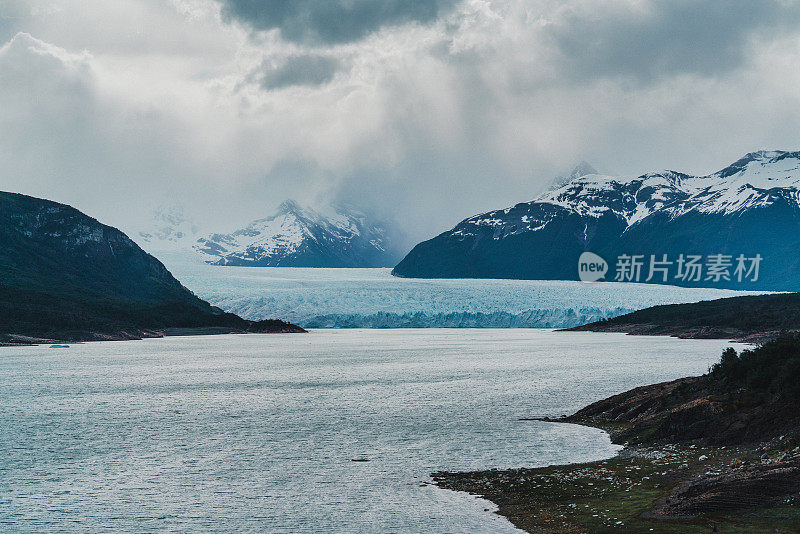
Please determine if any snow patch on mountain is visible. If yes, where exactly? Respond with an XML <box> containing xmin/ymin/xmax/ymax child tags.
<box><xmin>194</xmin><ymin>200</ymin><xmax>397</xmax><ymax>267</ymax></box>
<box><xmin>458</xmin><ymin>150</ymin><xmax>800</xmax><ymax>238</ymax></box>
<box><xmin>671</xmin><ymin>151</ymin><xmax>800</xmax><ymax>217</ymax></box>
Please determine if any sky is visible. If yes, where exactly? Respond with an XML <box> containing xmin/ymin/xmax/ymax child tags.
<box><xmin>1</xmin><ymin>0</ymin><xmax>799</xmax><ymax>249</ymax></box>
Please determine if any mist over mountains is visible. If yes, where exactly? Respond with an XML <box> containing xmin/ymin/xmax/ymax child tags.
<box><xmin>131</xmin><ymin>149</ymin><xmax>800</xmax><ymax>292</ymax></box>
<box><xmin>136</xmin><ymin>200</ymin><xmax>403</xmax><ymax>268</ymax></box>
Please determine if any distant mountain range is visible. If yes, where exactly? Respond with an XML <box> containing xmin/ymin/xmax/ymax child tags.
<box><xmin>0</xmin><ymin>192</ymin><xmax>303</xmax><ymax>342</ymax></box>
<box><xmin>137</xmin><ymin>200</ymin><xmax>400</xmax><ymax>268</ymax></box>
<box><xmin>393</xmin><ymin>150</ymin><xmax>800</xmax><ymax>291</ymax></box>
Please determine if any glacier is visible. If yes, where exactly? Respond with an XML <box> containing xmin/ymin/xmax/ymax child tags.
<box><xmin>160</xmin><ymin>253</ymin><xmax>767</xmax><ymax>329</ymax></box>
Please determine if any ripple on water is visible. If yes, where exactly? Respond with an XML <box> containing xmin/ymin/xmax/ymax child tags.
<box><xmin>0</xmin><ymin>329</ymin><xmax>740</xmax><ymax>532</ymax></box>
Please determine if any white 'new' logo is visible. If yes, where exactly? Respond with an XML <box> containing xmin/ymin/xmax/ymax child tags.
<box><xmin>578</xmin><ymin>252</ymin><xmax>608</xmax><ymax>282</ymax></box>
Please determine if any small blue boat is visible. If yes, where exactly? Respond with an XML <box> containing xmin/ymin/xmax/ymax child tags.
<box><xmin>49</xmin><ymin>344</ymin><xmax>70</xmax><ymax>349</ymax></box>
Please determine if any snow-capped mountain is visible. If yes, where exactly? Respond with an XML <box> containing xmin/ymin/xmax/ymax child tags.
<box><xmin>393</xmin><ymin>150</ymin><xmax>800</xmax><ymax>290</ymax></box>
<box><xmin>135</xmin><ymin>205</ymin><xmax>201</xmax><ymax>252</ymax></box>
<box><xmin>195</xmin><ymin>200</ymin><xmax>400</xmax><ymax>267</ymax></box>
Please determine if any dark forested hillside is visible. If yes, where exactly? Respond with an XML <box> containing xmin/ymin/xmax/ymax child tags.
<box><xmin>571</xmin><ymin>292</ymin><xmax>800</xmax><ymax>340</ymax></box>
<box><xmin>0</xmin><ymin>191</ymin><xmax>303</xmax><ymax>341</ymax></box>
<box><xmin>567</xmin><ymin>334</ymin><xmax>800</xmax><ymax>445</ymax></box>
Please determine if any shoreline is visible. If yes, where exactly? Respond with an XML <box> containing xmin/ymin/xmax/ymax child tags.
<box><xmin>567</xmin><ymin>292</ymin><xmax>800</xmax><ymax>344</ymax></box>
<box><xmin>0</xmin><ymin>323</ymin><xmax>307</xmax><ymax>346</ymax></box>
<box><xmin>433</xmin><ymin>418</ymin><xmax>800</xmax><ymax>533</ymax></box>
<box><xmin>563</xmin><ymin>323</ymin><xmax>785</xmax><ymax>344</ymax></box>
<box><xmin>432</xmin><ymin>352</ymin><xmax>800</xmax><ymax>534</ymax></box>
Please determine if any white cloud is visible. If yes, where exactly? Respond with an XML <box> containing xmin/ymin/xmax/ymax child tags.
<box><xmin>0</xmin><ymin>0</ymin><xmax>799</xmax><ymax>248</ymax></box>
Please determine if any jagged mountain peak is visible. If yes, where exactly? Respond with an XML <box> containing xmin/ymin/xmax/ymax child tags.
<box><xmin>276</xmin><ymin>199</ymin><xmax>304</xmax><ymax>215</ymax></box>
<box><xmin>539</xmin><ymin>151</ymin><xmax>800</xmax><ymax>222</ymax></box>
<box><xmin>569</xmin><ymin>161</ymin><xmax>599</xmax><ymax>179</ymax></box>
<box><xmin>713</xmin><ymin>150</ymin><xmax>800</xmax><ymax>181</ymax></box>
<box><xmin>725</xmin><ymin>149</ymin><xmax>789</xmax><ymax>166</ymax></box>
<box><xmin>194</xmin><ymin>201</ymin><xmax>399</xmax><ymax>267</ymax></box>
<box><xmin>550</xmin><ymin>161</ymin><xmax>599</xmax><ymax>189</ymax></box>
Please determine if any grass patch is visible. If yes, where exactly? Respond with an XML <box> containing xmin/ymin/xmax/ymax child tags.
<box><xmin>433</xmin><ymin>444</ymin><xmax>800</xmax><ymax>533</ymax></box>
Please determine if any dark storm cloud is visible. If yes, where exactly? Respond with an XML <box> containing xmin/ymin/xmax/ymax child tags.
<box><xmin>218</xmin><ymin>0</ymin><xmax>459</xmax><ymax>44</ymax></box>
<box><xmin>261</xmin><ymin>55</ymin><xmax>341</xmax><ymax>90</ymax></box>
<box><xmin>549</xmin><ymin>0</ymin><xmax>800</xmax><ymax>82</ymax></box>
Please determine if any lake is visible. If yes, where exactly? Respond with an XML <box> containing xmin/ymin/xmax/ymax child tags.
<box><xmin>0</xmin><ymin>330</ymin><xmax>741</xmax><ymax>532</ymax></box>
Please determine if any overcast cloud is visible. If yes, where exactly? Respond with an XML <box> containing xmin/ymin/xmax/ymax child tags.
<box><xmin>218</xmin><ymin>0</ymin><xmax>460</xmax><ymax>44</ymax></box>
<box><xmin>0</xmin><ymin>0</ymin><xmax>799</xmax><ymax>250</ymax></box>
<box><xmin>547</xmin><ymin>0</ymin><xmax>800</xmax><ymax>81</ymax></box>
<box><xmin>259</xmin><ymin>54</ymin><xmax>342</xmax><ymax>89</ymax></box>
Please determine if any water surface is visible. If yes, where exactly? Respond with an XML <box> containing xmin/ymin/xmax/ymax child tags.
<box><xmin>0</xmin><ymin>330</ymin><xmax>740</xmax><ymax>532</ymax></box>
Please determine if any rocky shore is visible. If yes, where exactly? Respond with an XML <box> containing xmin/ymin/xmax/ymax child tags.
<box><xmin>568</xmin><ymin>292</ymin><xmax>800</xmax><ymax>342</ymax></box>
<box><xmin>1</xmin><ymin>319</ymin><xmax>306</xmax><ymax>345</ymax></box>
<box><xmin>434</xmin><ymin>441</ymin><xmax>800</xmax><ymax>533</ymax></box>
<box><xmin>433</xmin><ymin>335</ymin><xmax>800</xmax><ymax>533</ymax></box>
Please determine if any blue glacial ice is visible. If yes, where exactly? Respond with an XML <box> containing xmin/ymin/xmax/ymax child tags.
<box><xmin>160</xmin><ymin>253</ymin><xmax>769</xmax><ymax>329</ymax></box>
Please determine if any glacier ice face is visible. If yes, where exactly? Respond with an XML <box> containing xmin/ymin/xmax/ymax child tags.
<box><xmin>159</xmin><ymin>253</ymin><xmax>766</xmax><ymax>328</ymax></box>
